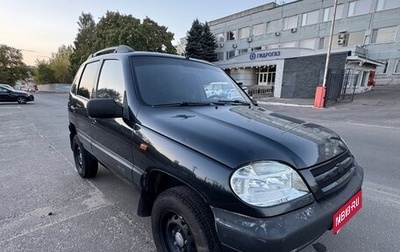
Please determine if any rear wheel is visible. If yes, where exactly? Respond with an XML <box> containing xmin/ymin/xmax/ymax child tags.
<box><xmin>72</xmin><ymin>135</ymin><xmax>98</xmax><ymax>178</ymax></box>
<box><xmin>151</xmin><ymin>186</ymin><xmax>221</xmax><ymax>252</ymax></box>
<box><xmin>17</xmin><ymin>97</ymin><xmax>27</xmax><ymax>104</ymax></box>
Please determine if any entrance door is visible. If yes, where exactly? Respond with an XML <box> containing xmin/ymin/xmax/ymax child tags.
<box><xmin>258</xmin><ymin>65</ymin><xmax>276</xmax><ymax>87</ymax></box>
<box><xmin>255</xmin><ymin>65</ymin><xmax>276</xmax><ymax>96</ymax></box>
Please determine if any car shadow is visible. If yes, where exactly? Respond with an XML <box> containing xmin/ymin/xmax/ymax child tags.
<box><xmin>0</xmin><ymin>102</ymin><xmax>35</xmax><ymax>106</ymax></box>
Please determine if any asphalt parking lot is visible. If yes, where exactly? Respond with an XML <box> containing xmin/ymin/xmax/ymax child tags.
<box><xmin>0</xmin><ymin>85</ymin><xmax>399</xmax><ymax>252</ymax></box>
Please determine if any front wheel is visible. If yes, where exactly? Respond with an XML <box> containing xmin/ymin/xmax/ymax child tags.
<box><xmin>72</xmin><ymin>135</ymin><xmax>98</xmax><ymax>178</ymax></box>
<box><xmin>151</xmin><ymin>186</ymin><xmax>221</xmax><ymax>252</ymax></box>
<box><xmin>17</xmin><ymin>97</ymin><xmax>27</xmax><ymax>104</ymax></box>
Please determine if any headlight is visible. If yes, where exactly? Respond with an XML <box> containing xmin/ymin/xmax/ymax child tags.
<box><xmin>321</xmin><ymin>137</ymin><xmax>348</xmax><ymax>162</ymax></box>
<box><xmin>230</xmin><ymin>161</ymin><xmax>309</xmax><ymax>207</ymax></box>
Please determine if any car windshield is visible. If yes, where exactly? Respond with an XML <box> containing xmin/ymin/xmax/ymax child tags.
<box><xmin>131</xmin><ymin>56</ymin><xmax>249</xmax><ymax>106</ymax></box>
<box><xmin>0</xmin><ymin>84</ymin><xmax>13</xmax><ymax>90</ymax></box>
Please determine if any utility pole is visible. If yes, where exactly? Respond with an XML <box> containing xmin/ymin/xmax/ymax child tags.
<box><xmin>314</xmin><ymin>0</ymin><xmax>339</xmax><ymax>108</ymax></box>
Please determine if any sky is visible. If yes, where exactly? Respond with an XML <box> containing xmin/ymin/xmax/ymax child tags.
<box><xmin>0</xmin><ymin>0</ymin><xmax>295</xmax><ymax>65</ymax></box>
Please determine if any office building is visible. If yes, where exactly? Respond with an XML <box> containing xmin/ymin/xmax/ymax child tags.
<box><xmin>208</xmin><ymin>0</ymin><xmax>400</xmax><ymax>98</ymax></box>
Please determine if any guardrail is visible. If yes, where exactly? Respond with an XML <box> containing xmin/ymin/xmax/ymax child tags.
<box><xmin>37</xmin><ymin>84</ymin><xmax>71</xmax><ymax>93</ymax></box>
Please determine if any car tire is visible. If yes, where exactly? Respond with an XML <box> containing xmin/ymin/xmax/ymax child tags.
<box><xmin>151</xmin><ymin>186</ymin><xmax>221</xmax><ymax>252</ymax></box>
<box><xmin>17</xmin><ymin>97</ymin><xmax>27</xmax><ymax>104</ymax></box>
<box><xmin>72</xmin><ymin>135</ymin><xmax>98</xmax><ymax>178</ymax></box>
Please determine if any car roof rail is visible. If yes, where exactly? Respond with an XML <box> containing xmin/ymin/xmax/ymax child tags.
<box><xmin>88</xmin><ymin>45</ymin><xmax>135</xmax><ymax>59</ymax></box>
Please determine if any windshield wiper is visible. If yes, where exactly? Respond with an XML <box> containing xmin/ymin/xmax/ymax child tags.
<box><xmin>216</xmin><ymin>100</ymin><xmax>252</xmax><ymax>106</ymax></box>
<box><xmin>153</xmin><ymin>101</ymin><xmax>223</xmax><ymax>107</ymax></box>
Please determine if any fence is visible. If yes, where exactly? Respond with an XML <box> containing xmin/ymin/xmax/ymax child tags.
<box><xmin>324</xmin><ymin>69</ymin><xmax>357</xmax><ymax>107</ymax></box>
<box><xmin>248</xmin><ymin>85</ymin><xmax>274</xmax><ymax>98</ymax></box>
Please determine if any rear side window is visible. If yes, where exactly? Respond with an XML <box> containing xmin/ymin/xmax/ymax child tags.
<box><xmin>97</xmin><ymin>60</ymin><xmax>125</xmax><ymax>104</ymax></box>
<box><xmin>77</xmin><ymin>61</ymin><xmax>99</xmax><ymax>99</ymax></box>
<box><xmin>70</xmin><ymin>65</ymin><xmax>84</xmax><ymax>94</ymax></box>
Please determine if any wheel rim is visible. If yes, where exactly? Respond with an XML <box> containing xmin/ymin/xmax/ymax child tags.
<box><xmin>161</xmin><ymin>212</ymin><xmax>196</xmax><ymax>252</ymax></box>
<box><xmin>74</xmin><ymin>145</ymin><xmax>83</xmax><ymax>172</ymax></box>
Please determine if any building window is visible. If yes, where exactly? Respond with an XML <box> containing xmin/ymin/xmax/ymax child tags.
<box><xmin>253</xmin><ymin>23</ymin><xmax>265</xmax><ymax>36</ymax></box>
<box><xmin>226</xmin><ymin>30</ymin><xmax>236</xmax><ymax>41</ymax></box>
<box><xmin>217</xmin><ymin>52</ymin><xmax>224</xmax><ymax>61</ymax></box>
<box><xmin>348</xmin><ymin>0</ymin><xmax>372</xmax><ymax>17</ymax></box>
<box><xmin>319</xmin><ymin>36</ymin><xmax>343</xmax><ymax>49</ymax></box>
<box><xmin>267</xmin><ymin>20</ymin><xmax>280</xmax><ymax>33</ymax></box>
<box><xmin>215</xmin><ymin>33</ymin><xmax>224</xmax><ymax>43</ymax></box>
<box><xmin>267</xmin><ymin>44</ymin><xmax>279</xmax><ymax>49</ymax></box>
<box><xmin>238</xmin><ymin>49</ymin><xmax>248</xmax><ymax>55</ymax></box>
<box><xmin>371</xmin><ymin>26</ymin><xmax>397</xmax><ymax>44</ymax></box>
<box><xmin>318</xmin><ymin>37</ymin><xmax>326</xmax><ymax>49</ymax></box>
<box><xmin>348</xmin><ymin>1</ymin><xmax>356</xmax><ymax>16</ymax></box>
<box><xmin>226</xmin><ymin>50</ymin><xmax>235</xmax><ymax>59</ymax></box>
<box><xmin>299</xmin><ymin>39</ymin><xmax>316</xmax><ymax>49</ymax></box>
<box><xmin>394</xmin><ymin>59</ymin><xmax>400</xmax><ymax>74</ymax></box>
<box><xmin>238</xmin><ymin>27</ymin><xmax>250</xmax><ymax>39</ymax></box>
<box><xmin>376</xmin><ymin>60</ymin><xmax>388</xmax><ymax>74</ymax></box>
<box><xmin>376</xmin><ymin>0</ymin><xmax>400</xmax><ymax>11</ymax></box>
<box><xmin>283</xmin><ymin>15</ymin><xmax>298</xmax><ymax>30</ymax></box>
<box><xmin>302</xmin><ymin>10</ymin><xmax>319</xmax><ymax>26</ymax></box>
<box><xmin>281</xmin><ymin>41</ymin><xmax>296</xmax><ymax>48</ymax></box>
<box><xmin>336</xmin><ymin>4</ymin><xmax>345</xmax><ymax>19</ymax></box>
<box><xmin>323</xmin><ymin>4</ymin><xmax>345</xmax><ymax>21</ymax></box>
<box><xmin>323</xmin><ymin>7</ymin><xmax>332</xmax><ymax>22</ymax></box>
<box><xmin>348</xmin><ymin>31</ymin><xmax>365</xmax><ymax>46</ymax></box>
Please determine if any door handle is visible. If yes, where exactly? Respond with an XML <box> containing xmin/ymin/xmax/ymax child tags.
<box><xmin>69</xmin><ymin>104</ymin><xmax>77</xmax><ymax>112</ymax></box>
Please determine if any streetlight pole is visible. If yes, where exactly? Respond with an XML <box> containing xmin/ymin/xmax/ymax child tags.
<box><xmin>314</xmin><ymin>0</ymin><xmax>339</xmax><ymax>108</ymax></box>
<box><xmin>322</xmin><ymin>0</ymin><xmax>339</xmax><ymax>88</ymax></box>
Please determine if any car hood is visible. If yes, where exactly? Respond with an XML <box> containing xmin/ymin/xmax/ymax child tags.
<box><xmin>12</xmin><ymin>90</ymin><xmax>30</xmax><ymax>95</ymax></box>
<box><xmin>138</xmin><ymin>105</ymin><xmax>347</xmax><ymax>169</ymax></box>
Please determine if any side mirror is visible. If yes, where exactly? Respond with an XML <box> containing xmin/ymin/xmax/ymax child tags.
<box><xmin>87</xmin><ymin>98</ymin><xmax>123</xmax><ymax>118</ymax></box>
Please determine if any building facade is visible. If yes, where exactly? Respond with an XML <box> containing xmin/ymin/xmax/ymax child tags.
<box><xmin>208</xmin><ymin>0</ymin><xmax>400</xmax><ymax>98</ymax></box>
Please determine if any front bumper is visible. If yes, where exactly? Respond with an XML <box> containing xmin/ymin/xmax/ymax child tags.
<box><xmin>212</xmin><ymin>165</ymin><xmax>363</xmax><ymax>252</ymax></box>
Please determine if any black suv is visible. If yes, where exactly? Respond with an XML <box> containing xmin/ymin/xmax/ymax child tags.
<box><xmin>68</xmin><ymin>45</ymin><xmax>363</xmax><ymax>252</ymax></box>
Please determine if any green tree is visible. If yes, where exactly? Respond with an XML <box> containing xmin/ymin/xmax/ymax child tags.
<box><xmin>185</xmin><ymin>19</ymin><xmax>218</xmax><ymax>62</ymax></box>
<box><xmin>33</xmin><ymin>45</ymin><xmax>73</xmax><ymax>84</ymax></box>
<box><xmin>139</xmin><ymin>17</ymin><xmax>176</xmax><ymax>53</ymax></box>
<box><xmin>185</xmin><ymin>19</ymin><xmax>204</xmax><ymax>60</ymax></box>
<box><xmin>93</xmin><ymin>11</ymin><xmax>141</xmax><ymax>51</ymax></box>
<box><xmin>201</xmin><ymin>23</ymin><xmax>218</xmax><ymax>62</ymax></box>
<box><xmin>69</xmin><ymin>11</ymin><xmax>177</xmax><ymax>74</ymax></box>
<box><xmin>0</xmin><ymin>44</ymin><xmax>29</xmax><ymax>85</ymax></box>
<box><xmin>69</xmin><ymin>13</ymin><xmax>96</xmax><ymax>75</ymax></box>
<box><xmin>94</xmin><ymin>12</ymin><xmax>176</xmax><ymax>53</ymax></box>
<box><xmin>49</xmin><ymin>45</ymin><xmax>74</xmax><ymax>83</ymax></box>
<box><xmin>34</xmin><ymin>60</ymin><xmax>56</xmax><ymax>84</ymax></box>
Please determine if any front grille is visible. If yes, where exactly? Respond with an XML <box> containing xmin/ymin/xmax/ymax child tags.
<box><xmin>310</xmin><ymin>152</ymin><xmax>356</xmax><ymax>199</ymax></box>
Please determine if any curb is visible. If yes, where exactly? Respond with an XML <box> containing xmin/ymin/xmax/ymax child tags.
<box><xmin>257</xmin><ymin>101</ymin><xmax>314</xmax><ymax>108</ymax></box>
